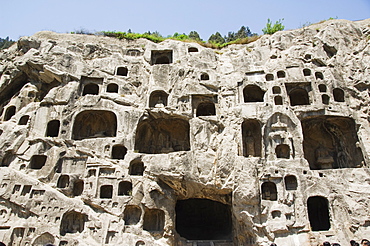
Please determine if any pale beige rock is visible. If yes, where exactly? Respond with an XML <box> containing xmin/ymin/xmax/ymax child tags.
<box><xmin>0</xmin><ymin>18</ymin><xmax>370</xmax><ymax>246</ymax></box>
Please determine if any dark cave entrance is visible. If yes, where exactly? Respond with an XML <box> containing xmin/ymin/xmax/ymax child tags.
<box><xmin>175</xmin><ymin>198</ymin><xmax>232</xmax><ymax>240</ymax></box>
<box><xmin>307</xmin><ymin>196</ymin><xmax>330</xmax><ymax>231</ymax></box>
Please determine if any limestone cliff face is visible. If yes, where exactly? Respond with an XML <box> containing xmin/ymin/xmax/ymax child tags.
<box><xmin>0</xmin><ymin>18</ymin><xmax>370</xmax><ymax>246</ymax></box>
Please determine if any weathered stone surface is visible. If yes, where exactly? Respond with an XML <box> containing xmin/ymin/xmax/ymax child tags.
<box><xmin>0</xmin><ymin>18</ymin><xmax>370</xmax><ymax>245</ymax></box>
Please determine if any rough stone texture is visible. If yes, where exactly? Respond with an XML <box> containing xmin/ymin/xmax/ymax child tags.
<box><xmin>0</xmin><ymin>18</ymin><xmax>370</xmax><ymax>246</ymax></box>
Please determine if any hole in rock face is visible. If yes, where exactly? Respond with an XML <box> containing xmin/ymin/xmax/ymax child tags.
<box><xmin>72</xmin><ymin>110</ymin><xmax>117</xmax><ymax>140</ymax></box>
<box><xmin>135</xmin><ymin>118</ymin><xmax>190</xmax><ymax>154</ymax></box>
<box><xmin>143</xmin><ymin>209</ymin><xmax>165</xmax><ymax>232</ymax></box>
<box><xmin>322</xmin><ymin>94</ymin><xmax>330</xmax><ymax>105</ymax></box>
<box><xmin>333</xmin><ymin>88</ymin><xmax>345</xmax><ymax>102</ymax></box>
<box><xmin>276</xmin><ymin>144</ymin><xmax>290</xmax><ymax>158</ymax></box>
<box><xmin>188</xmin><ymin>47</ymin><xmax>198</xmax><ymax>53</ymax></box>
<box><xmin>261</xmin><ymin>182</ymin><xmax>277</xmax><ymax>201</ymax></box>
<box><xmin>200</xmin><ymin>73</ymin><xmax>209</xmax><ymax>80</ymax></box>
<box><xmin>116</xmin><ymin>67</ymin><xmax>128</xmax><ymax>76</ymax></box>
<box><xmin>266</xmin><ymin>74</ymin><xmax>274</xmax><ymax>81</ymax></box>
<box><xmin>318</xmin><ymin>84</ymin><xmax>327</xmax><ymax>92</ymax></box>
<box><xmin>284</xmin><ymin>175</ymin><xmax>297</xmax><ymax>190</ymax></box>
<box><xmin>315</xmin><ymin>72</ymin><xmax>324</xmax><ymax>80</ymax></box>
<box><xmin>82</xmin><ymin>83</ymin><xmax>99</xmax><ymax>95</ymax></box>
<box><xmin>57</xmin><ymin>175</ymin><xmax>69</xmax><ymax>188</ymax></box>
<box><xmin>175</xmin><ymin>198</ymin><xmax>232</xmax><ymax>240</ymax></box>
<box><xmin>277</xmin><ymin>71</ymin><xmax>286</xmax><ymax>78</ymax></box>
<box><xmin>107</xmin><ymin>83</ymin><xmax>118</xmax><ymax>93</ymax></box>
<box><xmin>272</xmin><ymin>86</ymin><xmax>281</xmax><ymax>94</ymax></box>
<box><xmin>111</xmin><ymin>145</ymin><xmax>127</xmax><ymax>159</ymax></box>
<box><xmin>30</xmin><ymin>155</ymin><xmax>47</xmax><ymax>169</ymax></box>
<box><xmin>307</xmin><ymin>196</ymin><xmax>330</xmax><ymax>231</ymax></box>
<box><xmin>100</xmin><ymin>185</ymin><xmax>113</xmax><ymax>199</ymax></box>
<box><xmin>242</xmin><ymin>119</ymin><xmax>262</xmax><ymax>157</ymax></box>
<box><xmin>118</xmin><ymin>181</ymin><xmax>132</xmax><ymax>196</ymax></box>
<box><xmin>4</xmin><ymin>106</ymin><xmax>16</xmax><ymax>121</ymax></box>
<box><xmin>151</xmin><ymin>50</ymin><xmax>173</xmax><ymax>65</ymax></box>
<box><xmin>301</xmin><ymin>116</ymin><xmax>364</xmax><ymax>170</ymax></box>
<box><xmin>243</xmin><ymin>85</ymin><xmax>265</xmax><ymax>102</ymax></box>
<box><xmin>196</xmin><ymin>102</ymin><xmax>216</xmax><ymax>116</ymax></box>
<box><xmin>129</xmin><ymin>160</ymin><xmax>144</xmax><ymax>175</ymax></box>
<box><xmin>123</xmin><ymin>205</ymin><xmax>141</xmax><ymax>225</ymax></box>
<box><xmin>149</xmin><ymin>90</ymin><xmax>168</xmax><ymax>108</ymax></box>
<box><xmin>303</xmin><ymin>68</ymin><xmax>311</xmax><ymax>76</ymax></box>
<box><xmin>73</xmin><ymin>180</ymin><xmax>84</xmax><ymax>196</ymax></box>
<box><xmin>18</xmin><ymin>115</ymin><xmax>29</xmax><ymax>125</ymax></box>
<box><xmin>288</xmin><ymin>88</ymin><xmax>310</xmax><ymax>106</ymax></box>
<box><xmin>274</xmin><ymin>96</ymin><xmax>283</xmax><ymax>105</ymax></box>
<box><xmin>46</xmin><ymin>120</ymin><xmax>60</xmax><ymax>137</ymax></box>
<box><xmin>60</xmin><ymin>211</ymin><xmax>87</xmax><ymax>236</ymax></box>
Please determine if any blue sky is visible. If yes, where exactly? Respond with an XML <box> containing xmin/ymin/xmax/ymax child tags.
<box><xmin>1</xmin><ymin>0</ymin><xmax>369</xmax><ymax>41</ymax></box>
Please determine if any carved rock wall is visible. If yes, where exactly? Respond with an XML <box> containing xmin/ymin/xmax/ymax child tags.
<box><xmin>0</xmin><ymin>18</ymin><xmax>370</xmax><ymax>246</ymax></box>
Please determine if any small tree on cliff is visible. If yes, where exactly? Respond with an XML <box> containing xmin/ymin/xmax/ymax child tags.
<box><xmin>262</xmin><ymin>19</ymin><xmax>285</xmax><ymax>34</ymax></box>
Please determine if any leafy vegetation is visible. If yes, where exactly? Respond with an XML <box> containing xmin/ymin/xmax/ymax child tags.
<box><xmin>262</xmin><ymin>19</ymin><xmax>285</xmax><ymax>34</ymax></box>
<box><xmin>0</xmin><ymin>37</ymin><xmax>15</xmax><ymax>50</ymax></box>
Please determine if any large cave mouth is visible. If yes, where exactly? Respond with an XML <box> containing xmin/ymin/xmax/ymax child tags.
<box><xmin>175</xmin><ymin>198</ymin><xmax>232</xmax><ymax>240</ymax></box>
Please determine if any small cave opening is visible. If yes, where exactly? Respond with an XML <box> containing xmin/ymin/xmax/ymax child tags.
<box><xmin>135</xmin><ymin>117</ymin><xmax>190</xmax><ymax>154</ymax></box>
<box><xmin>200</xmin><ymin>73</ymin><xmax>209</xmax><ymax>80</ymax></box>
<box><xmin>303</xmin><ymin>68</ymin><xmax>311</xmax><ymax>76</ymax></box>
<box><xmin>111</xmin><ymin>145</ymin><xmax>127</xmax><ymax>160</ymax></box>
<box><xmin>123</xmin><ymin>205</ymin><xmax>141</xmax><ymax>225</ymax></box>
<box><xmin>307</xmin><ymin>196</ymin><xmax>330</xmax><ymax>231</ymax></box>
<box><xmin>60</xmin><ymin>211</ymin><xmax>87</xmax><ymax>236</ymax></box>
<box><xmin>284</xmin><ymin>175</ymin><xmax>297</xmax><ymax>190</ymax></box>
<box><xmin>82</xmin><ymin>83</ymin><xmax>99</xmax><ymax>96</ymax></box>
<box><xmin>57</xmin><ymin>175</ymin><xmax>70</xmax><ymax>188</ymax></box>
<box><xmin>100</xmin><ymin>185</ymin><xmax>113</xmax><ymax>199</ymax></box>
<box><xmin>277</xmin><ymin>70</ymin><xmax>286</xmax><ymax>78</ymax></box>
<box><xmin>322</xmin><ymin>94</ymin><xmax>330</xmax><ymax>105</ymax></box>
<box><xmin>243</xmin><ymin>85</ymin><xmax>265</xmax><ymax>102</ymax></box>
<box><xmin>265</xmin><ymin>74</ymin><xmax>274</xmax><ymax>81</ymax></box>
<box><xmin>333</xmin><ymin>88</ymin><xmax>345</xmax><ymax>102</ymax></box>
<box><xmin>315</xmin><ymin>72</ymin><xmax>324</xmax><ymax>80</ymax></box>
<box><xmin>46</xmin><ymin>120</ymin><xmax>60</xmax><ymax>137</ymax></box>
<box><xmin>118</xmin><ymin>181</ymin><xmax>132</xmax><ymax>196</ymax></box>
<box><xmin>30</xmin><ymin>155</ymin><xmax>47</xmax><ymax>169</ymax></box>
<box><xmin>149</xmin><ymin>90</ymin><xmax>168</xmax><ymax>108</ymax></box>
<box><xmin>288</xmin><ymin>88</ymin><xmax>310</xmax><ymax>106</ymax></box>
<box><xmin>151</xmin><ymin>50</ymin><xmax>173</xmax><ymax>65</ymax></box>
<box><xmin>143</xmin><ymin>208</ymin><xmax>165</xmax><ymax>232</ymax></box>
<box><xmin>196</xmin><ymin>102</ymin><xmax>216</xmax><ymax>116</ymax></box>
<box><xmin>116</xmin><ymin>67</ymin><xmax>128</xmax><ymax>76</ymax></box>
<box><xmin>274</xmin><ymin>96</ymin><xmax>283</xmax><ymax>105</ymax></box>
<box><xmin>261</xmin><ymin>182</ymin><xmax>277</xmax><ymax>201</ymax></box>
<box><xmin>188</xmin><ymin>47</ymin><xmax>198</xmax><ymax>53</ymax></box>
<box><xmin>129</xmin><ymin>160</ymin><xmax>144</xmax><ymax>175</ymax></box>
<box><xmin>242</xmin><ymin>119</ymin><xmax>262</xmax><ymax>157</ymax></box>
<box><xmin>18</xmin><ymin>115</ymin><xmax>29</xmax><ymax>125</ymax></box>
<box><xmin>175</xmin><ymin>198</ymin><xmax>232</xmax><ymax>240</ymax></box>
<box><xmin>73</xmin><ymin>180</ymin><xmax>84</xmax><ymax>196</ymax></box>
<box><xmin>72</xmin><ymin>110</ymin><xmax>117</xmax><ymax>140</ymax></box>
<box><xmin>301</xmin><ymin>116</ymin><xmax>364</xmax><ymax>170</ymax></box>
<box><xmin>276</xmin><ymin>144</ymin><xmax>290</xmax><ymax>158</ymax></box>
<box><xmin>4</xmin><ymin>106</ymin><xmax>16</xmax><ymax>121</ymax></box>
<box><xmin>272</xmin><ymin>86</ymin><xmax>281</xmax><ymax>94</ymax></box>
<box><xmin>318</xmin><ymin>84</ymin><xmax>327</xmax><ymax>92</ymax></box>
<box><xmin>107</xmin><ymin>83</ymin><xmax>119</xmax><ymax>93</ymax></box>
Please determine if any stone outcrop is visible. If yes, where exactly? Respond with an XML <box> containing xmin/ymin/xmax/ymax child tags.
<box><xmin>0</xmin><ymin>18</ymin><xmax>370</xmax><ymax>246</ymax></box>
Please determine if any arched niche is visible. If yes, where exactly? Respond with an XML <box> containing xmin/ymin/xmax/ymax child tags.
<box><xmin>175</xmin><ymin>198</ymin><xmax>232</xmax><ymax>240</ymax></box>
<box><xmin>30</xmin><ymin>155</ymin><xmax>47</xmax><ymax>169</ymax></box>
<box><xmin>307</xmin><ymin>196</ymin><xmax>330</xmax><ymax>231</ymax></box>
<box><xmin>333</xmin><ymin>88</ymin><xmax>345</xmax><ymax>102</ymax></box>
<box><xmin>72</xmin><ymin>110</ymin><xmax>117</xmax><ymax>140</ymax></box>
<box><xmin>288</xmin><ymin>88</ymin><xmax>310</xmax><ymax>106</ymax></box>
<box><xmin>107</xmin><ymin>83</ymin><xmax>118</xmax><ymax>93</ymax></box>
<box><xmin>118</xmin><ymin>181</ymin><xmax>132</xmax><ymax>196</ymax></box>
<box><xmin>134</xmin><ymin>117</ymin><xmax>190</xmax><ymax>154</ymax></box>
<box><xmin>200</xmin><ymin>73</ymin><xmax>209</xmax><ymax>80</ymax></box>
<box><xmin>149</xmin><ymin>90</ymin><xmax>168</xmax><ymax>108</ymax></box>
<box><xmin>261</xmin><ymin>182</ymin><xmax>277</xmax><ymax>201</ymax></box>
<box><xmin>73</xmin><ymin>180</ymin><xmax>84</xmax><ymax>196</ymax></box>
<box><xmin>276</xmin><ymin>144</ymin><xmax>290</xmax><ymax>158</ymax></box>
<box><xmin>274</xmin><ymin>96</ymin><xmax>283</xmax><ymax>105</ymax></box>
<box><xmin>315</xmin><ymin>72</ymin><xmax>324</xmax><ymax>80</ymax></box>
<box><xmin>272</xmin><ymin>86</ymin><xmax>281</xmax><ymax>94</ymax></box>
<box><xmin>196</xmin><ymin>102</ymin><xmax>216</xmax><ymax>116</ymax></box>
<box><xmin>318</xmin><ymin>84</ymin><xmax>327</xmax><ymax>92</ymax></box>
<box><xmin>301</xmin><ymin>116</ymin><xmax>364</xmax><ymax>169</ymax></box>
<box><xmin>322</xmin><ymin>94</ymin><xmax>330</xmax><ymax>105</ymax></box>
<box><xmin>284</xmin><ymin>175</ymin><xmax>297</xmax><ymax>190</ymax></box>
<box><xmin>116</xmin><ymin>67</ymin><xmax>128</xmax><ymax>76</ymax></box>
<box><xmin>303</xmin><ymin>68</ymin><xmax>311</xmax><ymax>76</ymax></box>
<box><xmin>277</xmin><ymin>70</ymin><xmax>286</xmax><ymax>78</ymax></box>
<box><xmin>46</xmin><ymin>120</ymin><xmax>60</xmax><ymax>137</ymax></box>
<box><xmin>100</xmin><ymin>185</ymin><xmax>113</xmax><ymax>199</ymax></box>
<box><xmin>4</xmin><ymin>106</ymin><xmax>16</xmax><ymax>121</ymax></box>
<box><xmin>129</xmin><ymin>159</ymin><xmax>144</xmax><ymax>175</ymax></box>
<box><xmin>265</xmin><ymin>74</ymin><xmax>274</xmax><ymax>81</ymax></box>
<box><xmin>143</xmin><ymin>209</ymin><xmax>165</xmax><ymax>232</ymax></box>
<box><xmin>243</xmin><ymin>85</ymin><xmax>265</xmax><ymax>102</ymax></box>
<box><xmin>57</xmin><ymin>175</ymin><xmax>69</xmax><ymax>188</ymax></box>
<box><xmin>82</xmin><ymin>83</ymin><xmax>99</xmax><ymax>95</ymax></box>
<box><xmin>123</xmin><ymin>205</ymin><xmax>141</xmax><ymax>225</ymax></box>
<box><xmin>242</xmin><ymin>119</ymin><xmax>262</xmax><ymax>157</ymax></box>
<box><xmin>111</xmin><ymin>145</ymin><xmax>127</xmax><ymax>159</ymax></box>
<box><xmin>151</xmin><ymin>50</ymin><xmax>173</xmax><ymax>65</ymax></box>
<box><xmin>188</xmin><ymin>47</ymin><xmax>198</xmax><ymax>53</ymax></box>
<box><xmin>18</xmin><ymin>115</ymin><xmax>29</xmax><ymax>125</ymax></box>
<box><xmin>60</xmin><ymin>211</ymin><xmax>87</xmax><ymax>236</ymax></box>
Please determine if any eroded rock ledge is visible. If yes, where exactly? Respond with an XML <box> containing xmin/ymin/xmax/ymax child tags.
<box><xmin>0</xmin><ymin>18</ymin><xmax>370</xmax><ymax>246</ymax></box>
